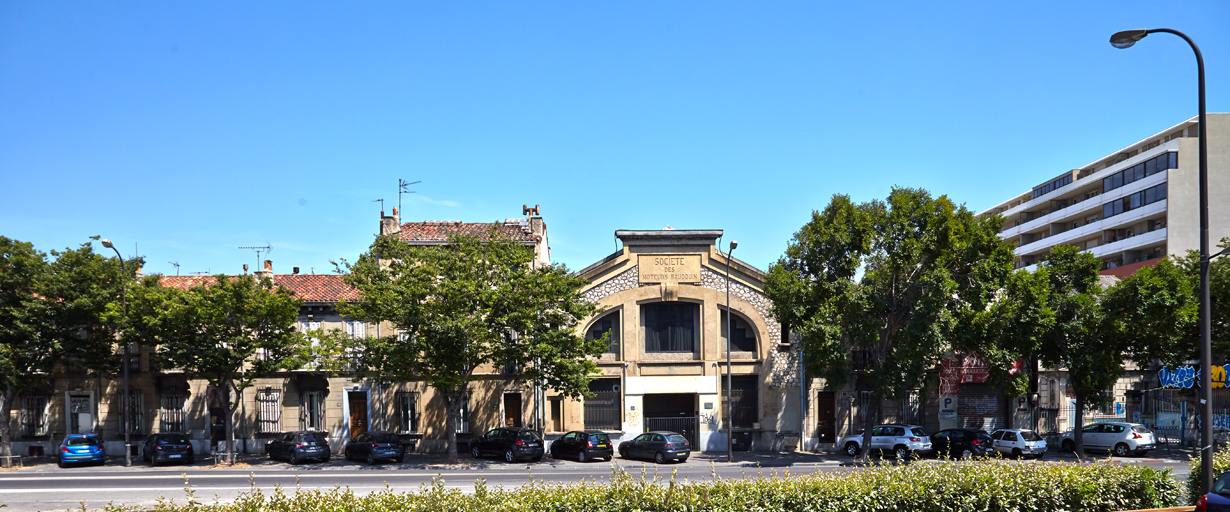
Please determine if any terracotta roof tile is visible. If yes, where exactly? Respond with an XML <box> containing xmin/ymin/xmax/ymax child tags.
<box><xmin>159</xmin><ymin>274</ymin><xmax>360</xmax><ymax>303</ymax></box>
<box><xmin>397</xmin><ymin>220</ymin><xmax>539</xmax><ymax>243</ymax></box>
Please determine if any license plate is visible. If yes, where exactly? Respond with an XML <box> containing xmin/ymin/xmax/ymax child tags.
<box><xmin>597</xmin><ymin>444</ymin><xmax>608</xmax><ymax>448</ymax></box>
<box><xmin>526</xmin><ymin>443</ymin><xmax>538</xmax><ymax>447</ymax></box>
<box><xmin>169</xmin><ymin>454</ymin><xmax>182</xmax><ymax>458</ymax></box>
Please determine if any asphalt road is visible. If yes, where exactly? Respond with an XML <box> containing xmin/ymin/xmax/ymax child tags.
<box><xmin>0</xmin><ymin>452</ymin><xmax>1194</xmax><ymax>512</ymax></box>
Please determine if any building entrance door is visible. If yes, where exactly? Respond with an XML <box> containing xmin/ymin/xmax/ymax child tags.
<box><xmin>68</xmin><ymin>395</ymin><xmax>92</xmax><ymax>434</ymax></box>
<box><xmin>503</xmin><ymin>393</ymin><xmax>523</xmax><ymax>427</ymax></box>
<box><xmin>348</xmin><ymin>391</ymin><xmax>368</xmax><ymax>438</ymax></box>
<box><xmin>643</xmin><ymin>393</ymin><xmax>698</xmax><ymax>446</ymax></box>
<box><xmin>816</xmin><ymin>391</ymin><xmax>836</xmax><ymax>444</ymax></box>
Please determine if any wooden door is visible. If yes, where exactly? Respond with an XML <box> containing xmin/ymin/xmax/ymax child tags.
<box><xmin>348</xmin><ymin>391</ymin><xmax>368</xmax><ymax>439</ymax></box>
<box><xmin>816</xmin><ymin>392</ymin><xmax>836</xmax><ymax>444</ymax></box>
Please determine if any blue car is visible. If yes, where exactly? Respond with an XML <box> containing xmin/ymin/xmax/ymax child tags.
<box><xmin>1197</xmin><ymin>470</ymin><xmax>1230</xmax><ymax>511</ymax></box>
<box><xmin>58</xmin><ymin>434</ymin><xmax>105</xmax><ymax>468</ymax></box>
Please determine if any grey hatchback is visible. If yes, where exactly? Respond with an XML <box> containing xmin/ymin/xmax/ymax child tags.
<box><xmin>266</xmin><ymin>431</ymin><xmax>331</xmax><ymax>464</ymax></box>
<box><xmin>618</xmin><ymin>431</ymin><xmax>690</xmax><ymax>464</ymax></box>
<box><xmin>141</xmin><ymin>433</ymin><xmax>195</xmax><ymax>466</ymax></box>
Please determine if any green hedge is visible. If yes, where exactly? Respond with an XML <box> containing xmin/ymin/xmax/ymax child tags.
<box><xmin>110</xmin><ymin>459</ymin><xmax>1182</xmax><ymax>512</ymax></box>
<box><xmin>1187</xmin><ymin>449</ymin><xmax>1230</xmax><ymax>503</ymax></box>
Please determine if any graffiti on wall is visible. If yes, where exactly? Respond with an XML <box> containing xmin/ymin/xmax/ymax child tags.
<box><xmin>1158</xmin><ymin>365</ymin><xmax>1230</xmax><ymax>389</ymax></box>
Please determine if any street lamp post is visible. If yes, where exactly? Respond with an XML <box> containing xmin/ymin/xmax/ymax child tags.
<box><xmin>724</xmin><ymin>240</ymin><xmax>738</xmax><ymax>463</ymax></box>
<box><xmin>100</xmin><ymin>239</ymin><xmax>131</xmax><ymax>468</ymax></box>
<box><xmin>1110</xmin><ymin>28</ymin><xmax>1211</xmax><ymax>495</ymax></box>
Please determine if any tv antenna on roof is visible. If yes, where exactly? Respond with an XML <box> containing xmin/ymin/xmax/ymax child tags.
<box><xmin>190</xmin><ymin>269</ymin><xmax>211</xmax><ymax>276</ymax></box>
<box><xmin>399</xmin><ymin>179</ymin><xmax>421</xmax><ymax>215</ymax></box>
<box><xmin>373</xmin><ymin>198</ymin><xmax>385</xmax><ymax>212</ymax></box>
<box><xmin>169</xmin><ymin>261</ymin><xmax>180</xmax><ymax>276</ymax></box>
<box><xmin>238</xmin><ymin>243</ymin><xmax>272</xmax><ymax>271</ymax></box>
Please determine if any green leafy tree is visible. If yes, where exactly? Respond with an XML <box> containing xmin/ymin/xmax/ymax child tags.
<box><xmin>120</xmin><ymin>274</ymin><xmax>304</xmax><ymax>464</ymax></box>
<box><xmin>981</xmin><ymin>246</ymin><xmax>1196</xmax><ymax>454</ymax></box>
<box><xmin>765</xmin><ymin>188</ymin><xmax>1013</xmax><ymax>455</ymax></box>
<box><xmin>337</xmin><ymin>229</ymin><xmax>605</xmax><ymax>464</ymax></box>
<box><xmin>0</xmin><ymin>236</ymin><xmax>138</xmax><ymax>467</ymax></box>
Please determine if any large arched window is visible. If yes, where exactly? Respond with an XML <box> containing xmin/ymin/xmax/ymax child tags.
<box><xmin>587</xmin><ymin>311</ymin><xmax>620</xmax><ymax>357</ymax></box>
<box><xmin>720</xmin><ymin>310</ymin><xmax>757</xmax><ymax>354</ymax></box>
<box><xmin>641</xmin><ymin>302</ymin><xmax>698</xmax><ymax>353</ymax></box>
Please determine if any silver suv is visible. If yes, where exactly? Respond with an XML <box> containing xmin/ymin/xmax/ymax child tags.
<box><xmin>839</xmin><ymin>424</ymin><xmax>932</xmax><ymax>459</ymax></box>
<box><xmin>1059</xmin><ymin>422</ymin><xmax>1157</xmax><ymax>456</ymax></box>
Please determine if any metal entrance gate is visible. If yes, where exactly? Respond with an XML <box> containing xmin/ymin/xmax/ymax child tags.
<box><xmin>645</xmin><ymin>417</ymin><xmax>698</xmax><ymax>446</ymax></box>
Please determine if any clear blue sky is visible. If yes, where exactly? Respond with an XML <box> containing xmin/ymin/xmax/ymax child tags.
<box><xmin>2</xmin><ymin>1</ymin><xmax>1228</xmax><ymax>276</ymax></box>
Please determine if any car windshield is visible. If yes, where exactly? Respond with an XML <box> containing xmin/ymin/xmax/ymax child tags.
<box><xmin>372</xmin><ymin>434</ymin><xmax>399</xmax><ymax>443</ymax></box>
<box><xmin>1133</xmin><ymin>426</ymin><xmax>1153</xmax><ymax>434</ymax></box>
<box><xmin>977</xmin><ymin>432</ymin><xmax>993</xmax><ymax>442</ymax></box>
<box><xmin>1213</xmin><ymin>472</ymin><xmax>1230</xmax><ymax>496</ymax></box>
<box><xmin>589</xmin><ymin>433</ymin><xmax>610</xmax><ymax>444</ymax></box>
<box><xmin>302</xmin><ymin>433</ymin><xmax>326</xmax><ymax>443</ymax></box>
<box><xmin>1020</xmin><ymin>431</ymin><xmax>1042</xmax><ymax>441</ymax></box>
<box><xmin>911</xmin><ymin>428</ymin><xmax>927</xmax><ymax>437</ymax></box>
<box><xmin>67</xmin><ymin>437</ymin><xmax>100</xmax><ymax>446</ymax></box>
<box><xmin>517</xmin><ymin>431</ymin><xmax>540</xmax><ymax>441</ymax></box>
<box><xmin>160</xmin><ymin>435</ymin><xmax>190</xmax><ymax>444</ymax></box>
<box><xmin>666</xmin><ymin>434</ymin><xmax>688</xmax><ymax>444</ymax></box>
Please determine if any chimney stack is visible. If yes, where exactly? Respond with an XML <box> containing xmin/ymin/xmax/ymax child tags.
<box><xmin>380</xmin><ymin>208</ymin><xmax>401</xmax><ymax>237</ymax></box>
<box><xmin>293</xmin><ymin>266</ymin><xmax>300</xmax><ymax>275</ymax></box>
<box><xmin>264</xmin><ymin>260</ymin><xmax>273</xmax><ymax>272</ymax></box>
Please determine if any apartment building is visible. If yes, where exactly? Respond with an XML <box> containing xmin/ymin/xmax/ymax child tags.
<box><xmin>982</xmin><ymin>113</ymin><xmax>1230</xmax><ymax>274</ymax></box>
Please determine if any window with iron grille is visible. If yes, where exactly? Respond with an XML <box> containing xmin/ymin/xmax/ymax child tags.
<box><xmin>588</xmin><ymin>312</ymin><xmax>620</xmax><ymax>357</ymax></box>
<box><xmin>902</xmin><ymin>390</ymin><xmax>921</xmax><ymax>425</ymax></box>
<box><xmin>256</xmin><ymin>388</ymin><xmax>282</xmax><ymax>433</ymax></box>
<box><xmin>21</xmin><ymin>395</ymin><xmax>49</xmax><ymax>437</ymax></box>
<box><xmin>720</xmin><ymin>310</ymin><xmax>757</xmax><ymax>353</ymax></box>
<box><xmin>722</xmin><ymin>375</ymin><xmax>759</xmax><ymax>429</ymax></box>
<box><xmin>301</xmin><ymin>391</ymin><xmax>325</xmax><ymax>431</ymax></box>
<box><xmin>584</xmin><ymin>379</ymin><xmax>621</xmax><ymax>430</ymax></box>
<box><xmin>396</xmin><ymin>392</ymin><xmax>420</xmax><ymax>433</ymax></box>
<box><xmin>116</xmin><ymin>389</ymin><xmax>145</xmax><ymax>435</ymax></box>
<box><xmin>454</xmin><ymin>394</ymin><xmax>470</xmax><ymax>433</ymax></box>
<box><xmin>160</xmin><ymin>391</ymin><xmax>187</xmax><ymax>433</ymax></box>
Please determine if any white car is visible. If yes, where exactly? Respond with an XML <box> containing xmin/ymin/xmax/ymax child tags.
<box><xmin>989</xmin><ymin>429</ymin><xmax>1047</xmax><ymax>459</ymax></box>
<box><xmin>839</xmin><ymin>424</ymin><xmax>932</xmax><ymax>459</ymax></box>
<box><xmin>1059</xmin><ymin>422</ymin><xmax>1157</xmax><ymax>457</ymax></box>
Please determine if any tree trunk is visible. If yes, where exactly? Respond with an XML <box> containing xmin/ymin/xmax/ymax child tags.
<box><xmin>0</xmin><ymin>388</ymin><xmax>14</xmax><ymax>469</ymax></box>
<box><xmin>223</xmin><ymin>377</ymin><xmax>235</xmax><ymax>465</ymax></box>
<box><xmin>860</xmin><ymin>392</ymin><xmax>878</xmax><ymax>457</ymax></box>
<box><xmin>445</xmin><ymin>391</ymin><xmax>460</xmax><ymax>464</ymax></box>
<box><xmin>1073</xmin><ymin>390</ymin><xmax>1085</xmax><ymax>456</ymax></box>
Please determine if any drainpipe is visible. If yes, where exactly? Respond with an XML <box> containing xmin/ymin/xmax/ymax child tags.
<box><xmin>798</xmin><ymin>342</ymin><xmax>806</xmax><ymax>451</ymax></box>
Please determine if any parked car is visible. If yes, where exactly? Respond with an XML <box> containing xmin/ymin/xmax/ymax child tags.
<box><xmin>930</xmin><ymin>428</ymin><xmax>992</xmax><ymax>459</ymax></box>
<box><xmin>1058</xmin><ymin>422</ymin><xmax>1156</xmax><ymax>456</ymax></box>
<box><xmin>265</xmin><ymin>431</ymin><xmax>331</xmax><ymax>464</ymax></box>
<box><xmin>618</xmin><ymin>431</ymin><xmax>691</xmax><ymax>464</ymax></box>
<box><xmin>550</xmin><ymin>430</ymin><xmax>614</xmax><ymax>462</ymax></box>
<box><xmin>141</xmin><ymin>432</ymin><xmax>195</xmax><ymax>466</ymax></box>
<box><xmin>470</xmin><ymin>427</ymin><xmax>544</xmax><ymax>463</ymax></box>
<box><xmin>840</xmin><ymin>424</ymin><xmax>932</xmax><ymax>459</ymax></box>
<box><xmin>57</xmin><ymin>434</ymin><xmax>105</xmax><ymax>468</ymax></box>
<box><xmin>990</xmin><ymin>429</ymin><xmax>1047</xmax><ymax>459</ymax></box>
<box><xmin>1195</xmin><ymin>470</ymin><xmax>1230</xmax><ymax>511</ymax></box>
<box><xmin>344</xmin><ymin>431</ymin><xmax>406</xmax><ymax>464</ymax></box>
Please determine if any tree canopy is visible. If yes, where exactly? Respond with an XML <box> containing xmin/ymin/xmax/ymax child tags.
<box><xmin>337</xmin><ymin>229</ymin><xmax>605</xmax><ymax>464</ymax></box>
<box><xmin>765</xmin><ymin>188</ymin><xmax>1014</xmax><ymax>452</ymax></box>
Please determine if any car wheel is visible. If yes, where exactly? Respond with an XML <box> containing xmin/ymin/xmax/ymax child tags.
<box><xmin>367</xmin><ymin>453</ymin><xmax>377</xmax><ymax>465</ymax></box>
<box><xmin>844</xmin><ymin>442</ymin><xmax>860</xmax><ymax>456</ymax></box>
<box><xmin>395</xmin><ymin>455</ymin><xmax>405</xmax><ymax>463</ymax></box>
<box><xmin>654</xmin><ymin>451</ymin><xmax>666</xmax><ymax>464</ymax></box>
<box><xmin>322</xmin><ymin>456</ymin><xmax>330</xmax><ymax>463</ymax></box>
<box><xmin>894</xmin><ymin>446</ymin><xmax>909</xmax><ymax>460</ymax></box>
<box><xmin>57</xmin><ymin>459</ymin><xmax>66</xmax><ymax>469</ymax></box>
<box><xmin>531</xmin><ymin>455</ymin><xmax>542</xmax><ymax>462</ymax></box>
<box><xmin>1061</xmin><ymin>440</ymin><xmax>1074</xmax><ymax>452</ymax></box>
<box><xmin>549</xmin><ymin>446</ymin><xmax>557</xmax><ymax>459</ymax></box>
<box><xmin>186</xmin><ymin>455</ymin><xmax>195</xmax><ymax>464</ymax></box>
<box><xmin>289</xmin><ymin>453</ymin><xmax>299</xmax><ymax>465</ymax></box>
<box><xmin>620</xmin><ymin>447</ymin><xmax>630</xmax><ymax>460</ymax></box>
<box><xmin>960</xmin><ymin>448</ymin><xmax>973</xmax><ymax>459</ymax></box>
<box><xmin>578</xmin><ymin>451</ymin><xmax>587</xmax><ymax>463</ymax></box>
<box><xmin>472</xmin><ymin>446</ymin><xmax>482</xmax><ymax>459</ymax></box>
<box><xmin>1011</xmin><ymin>448</ymin><xmax>1023</xmax><ymax>459</ymax></box>
<box><xmin>1113</xmin><ymin>443</ymin><xmax>1131</xmax><ymax>457</ymax></box>
<box><xmin>504</xmin><ymin>450</ymin><xmax>516</xmax><ymax>463</ymax></box>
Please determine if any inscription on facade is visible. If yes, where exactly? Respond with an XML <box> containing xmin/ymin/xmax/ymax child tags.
<box><xmin>638</xmin><ymin>254</ymin><xmax>701</xmax><ymax>284</ymax></box>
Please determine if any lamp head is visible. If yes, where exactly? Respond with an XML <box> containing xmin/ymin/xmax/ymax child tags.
<box><xmin>729</xmin><ymin>240</ymin><xmax>738</xmax><ymax>251</ymax></box>
<box><xmin>1110</xmin><ymin>29</ymin><xmax>1149</xmax><ymax>49</ymax></box>
<box><xmin>100</xmin><ymin>239</ymin><xmax>115</xmax><ymax>249</ymax></box>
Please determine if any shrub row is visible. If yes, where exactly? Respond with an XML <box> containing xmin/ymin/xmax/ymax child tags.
<box><xmin>108</xmin><ymin>459</ymin><xmax>1183</xmax><ymax>512</ymax></box>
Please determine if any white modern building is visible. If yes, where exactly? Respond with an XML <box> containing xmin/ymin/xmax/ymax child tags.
<box><xmin>982</xmin><ymin>113</ymin><xmax>1230</xmax><ymax>276</ymax></box>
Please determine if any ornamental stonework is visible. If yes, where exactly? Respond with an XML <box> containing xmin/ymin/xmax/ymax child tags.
<box><xmin>582</xmin><ymin>266</ymin><xmax>639</xmax><ymax>303</ymax></box>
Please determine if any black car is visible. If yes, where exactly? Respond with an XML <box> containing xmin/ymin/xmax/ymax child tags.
<box><xmin>930</xmin><ymin>428</ymin><xmax>992</xmax><ymax>459</ymax></box>
<box><xmin>345</xmin><ymin>431</ymin><xmax>406</xmax><ymax>464</ymax></box>
<box><xmin>1196</xmin><ymin>470</ymin><xmax>1230</xmax><ymax>511</ymax></box>
<box><xmin>550</xmin><ymin>430</ymin><xmax>614</xmax><ymax>462</ymax></box>
<box><xmin>265</xmin><ymin>431</ymin><xmax>331</xmax><ymax>464</ymax></box>
<box><xmin>470</xmin><ymin>427</ymin><xmax>544</xmax><ymax>462</ymax></box>
<box><xmin>618</xmin><ymin>431</ymin><xmax>690</xmax><ymax>464</ymax></box>
<box><xmin>141</xmin><ymin>433</ymin><xmax>195</xmax><ymax>466</ymax></box>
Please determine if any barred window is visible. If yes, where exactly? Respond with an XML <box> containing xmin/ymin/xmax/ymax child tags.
<box><xmin>584</xmin><ymin>379</ymin><xmax>621</xmax><ymax>430</ymax></box>
<box><xmin>301</xmin><ymin>391</ymin><xmax>325</xmax><ymax>431</ymax></box>
<box><xmin>117</xmin><ymin>389</ymin><xmax>145</xmax><ymax>435</ymax></box>
<box><xmin>160</xmin><ymin>391</ymin><xmax>187</xmax><ymax>433</ymax></box>
<box><xmin>21</xmin><ymin>395</ymin><xmax>49</xmax><ymax>437</ymax></box>
<box><xmin>722</xmin><ymin>375</ymin><xmax>758</xmax><ymax>429</ymax></box>
<box><xmin>454</xmin><ymin>394</ymin><xmax>470</xmax><ymax>433</ymax></box>
<box><xmin>256</xmin><ymin>388</ymin><xmax>282</xmax><ymax>432</ymax></box>
<box><xmin>397</xmin><ymin>392</ymin><xmax>420</xmax><ymax>433</ymax></box>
